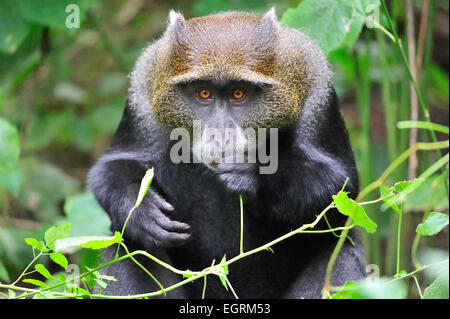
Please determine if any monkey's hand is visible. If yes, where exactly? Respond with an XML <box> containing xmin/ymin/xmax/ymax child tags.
<box><xmin>216</xmin><ymin>161</ymin><xmax>258</xmax><ymax>196</ymax></box>
<box><xmin>126</xmin><ymin>188</ymin><xmax>191</xmax><ymax>249</ymax></box>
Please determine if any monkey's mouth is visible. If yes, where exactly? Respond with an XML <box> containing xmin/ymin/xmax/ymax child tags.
<box><xmin>193</xmin><ymin>147</ymin><xmax>253</xmax><ymax>166</ymax></box>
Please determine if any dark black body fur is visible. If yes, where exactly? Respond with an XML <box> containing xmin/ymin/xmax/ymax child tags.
<box><xmin>88</xmin><ymin>86</ymin><xmax>366</xmax><ymax>298</ymax></box>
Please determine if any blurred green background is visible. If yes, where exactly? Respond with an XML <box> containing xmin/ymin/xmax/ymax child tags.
<box><xmin>0</xmin><ymin>0</ymin><xmax>448</xmax><ymax>298</ymax></box>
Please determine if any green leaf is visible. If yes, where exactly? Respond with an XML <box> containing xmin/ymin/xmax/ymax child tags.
<box><xmin>281</xmin><ymin>0</ymin><xmax>350</xmax><ymax>54</ymax></box>
<box><xmin>379</xmin><ymin>184</ymin><xmax>400</xmax><ymax>213</ymax></box>
<box><xmin>393</xmin><ymin>179</ymin><xmax>422</xmax><ymax>193</ymax></box>
<box><xmin>24</xmin><ymin>238</ymin><xmax>45</xmax><ymax>251</ymax></box>
<box><xmin>332</xmin><ymin>278</ymin><xmax>407</xmax><ymax>299</ymax></box>
<box><xmin>379</xmin><ymin>184</ymin><xmax>395</xmax><ymax>200</ymax></box>
<box><xmin>56</xmin><ymin>273</ymin><xmax>67</xmax><ymax>283</ymax></box>
<box><xmin>73</xmin><ymin>287</ymin><xmax>90</xmax><ymax>297</ymax></box>
<box><xmin>80</xmin><ymin>232</ymin><xmax>122</xmax><ymax>249</ymax></box>
<box><xmin>280</xmin><ymin>0</ymin><xmax>379</xmax><ymax>54</ymax></box>
<box><xmin>0</xmin><ymin>117</ymin><xmax>20</xmax><ymax>173</ymax></box>
<box><xmin>379</xmin><ymin>180</ymin><xmax>424</xmax><ymax>213</ymax></box>
<box><xmin>416</xmin><ymin>212</ymin><xmax>449</xmax><ymax>236</ymax></box>
<box><xmin>332</xmin><ymin>191</ymin><xmax>377</xmax><ymax>233</ymax></box>
<box><xmin>96</xmin><ymin>273</ymin><xmax>116</xmax><ymax>282</ymax></box>
<box><xmin>423</xmin><ymin>270</ymin><xmax>449</xmax><ymax>299</ymax></box>
<box><xmin>35</xmin><ymin>264</ymin><xmax>54</xmax><ymax>280</ymax></box>
<box><xmin>45</xmin><ymin>224</ymin><xmax>71</xmax><ymax>250</ymax></box>
<box><xmin>8</xmin><ymin>289</ymin><xmax>15</xmax><ymax>298</ymax></box>
<box><xmin>50</xmin><ymin>252</ymin><xmax>68</xmax><ymax>270</ymax></box>
<box><xmin>341</xmin><ymin>0</ymin><xmax>381</xmax><ymax>48</ymax></box>
<box><xmin>84</xmin><ymin>268</ymin><xmax>116</xmax><ymax>290</ymax></box>
<box><xmin>23</xmin><ymin>278</ymin><xmax>47</xmax><ymax>288</ymax></box>
<box><xmin>331</xmin><ymin>281</ymin><xmax>355</xmax><ymax>299</ymax></box>
<box><xmin>404</xmin><ymin>173</ymin><xmax>449</xmax><ymax>212</ymax></box>
<box><xmin>397</xmin><ymin>121</ymin><xmax>449</xmax><ymax>135</ymax></box>
<box><xmin>394</xmin><ymin>269</ymin><xmax>408</xmax><ymax>279</ymax></box>
<box><xmin>182</xmin><ymin>269</ymin><xmax>195</xmax><ymax>279</ymax></box>
<box><xmin>218</xmin><ymin>255</ymin><xmax>229</xmax><ymax>291</ymax></box>
<box><xmin>55</xmin><ymin>232</ymin><xmax>121</xmax><ymax>251</ymax></box>
<box><xmin>383</xmin><ymin>155</ymin><xmax>449</xmax><ymax>210</ymax></box>
<box><xmin>0</xmin><ymin>0</ymin><xmax>31</xmax><ymax>54</ymax></box>
<box><xmin>134</xmin><ymin>168</ymin><xmax>154</xmax><ymax>209</ymax></box>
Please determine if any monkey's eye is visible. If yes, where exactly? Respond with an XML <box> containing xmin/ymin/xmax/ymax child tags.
<box><xmin>198</xmin><ymin>88</ymin><xmax>212</xmax><ymax>99</ymax></box>
<box><xmin>231</xmin><ymin>89</ymin><xmax>245</xmax><ymax>100</ymax></box>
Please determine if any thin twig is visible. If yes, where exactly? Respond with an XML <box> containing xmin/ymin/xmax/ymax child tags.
<box><xmin>416</xmin><ymin>0</ymin><xmax>431</xmax><ymax>75</ymax></box>
<box><xmin>406</xmin><ymin>0</ymin><xmax>419</xmax><ymax>181</ymax></box>
<box><xmin>413</xmin><ymin>276</ymin><xmax>423</xmax><ymax>299</ymax></box>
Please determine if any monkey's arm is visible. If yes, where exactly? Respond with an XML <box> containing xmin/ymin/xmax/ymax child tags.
<box><xmin>256</xmin><ymin>89</ymin><xmax>359</xmax><ymax>228</ymax></box>
<box><xmin>87</xmin><ymin>102</ymin><xmax>190</xmax><ymax>251</ymax></box>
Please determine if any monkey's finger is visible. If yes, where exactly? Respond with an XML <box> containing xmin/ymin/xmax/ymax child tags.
<box><xmin>147</xmin><ymin>225</ymin><xmax>190</xmax><ymax>247</ymax></box>
<box><xmin>150</xmin><ymin>205</ymin><xmax>190</xmax><ymax>232</ymax></box>
<box><xmin>158</xmin><ymin>217</ymin><xmax>191</xmax><ymax>232</ymax></box>
<box><xmin>144</xmin><ymin>225</ymin><xmax>190</xmax><ymax>248</ymax></box>
<box><xmin>150</xmin><ymin>190</ymin><xmax>175</xmax><ymax>211</ymax></box>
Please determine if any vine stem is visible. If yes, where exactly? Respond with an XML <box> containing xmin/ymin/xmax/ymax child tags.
<box><xmin>10</xmin><ymin>246</ymin><xmax>46</xmax><ymax>286</ymax></box>
<box><xmin>239</xmin><ymin>194</ymin><xmax>244</xmax><ymax>254</ymax></box>
<box><xmin>224</xmin><ymin>275</ymin><xmax>239</xmax><ymax>299</ymax></box>
<box><xmin>224</xmin><ymin>203</ymin><xmax>339</xmax><ymax>267</ymax></box>
<box><xmin>3</xmin><ymin>247</ymin><xmax>199</xmax><ymax>300</ymax></box>
<box><xmin>412</xmin><ymin>276</ymin><xmax>423</xmax><ymax>299</ymax></box>
<box><xmin>120</xmin><ymin>243</ymin><xmax>165</xmax><ymax>294</ymax></box>
<box><xmin>115</xmin><ymin>205</ymin><xmax>137</xmax><ymax>259</ymax></box>
<box><xmin>322</xmin><ymin>217</ymin><xmax>353</xmax><ymax>298</ymax></box>
<box><xmin>357</xmin><ymin>140</ymin><xmax>449</xmax><ymax>201</ymax></box>
<box><xmin>2</xmin><ymin>202</ymin><xmax>348</xmax><ymax>299</ymax></box>
<box><xmin>396</xmin><ymin>202</ymin><xmax>404</xmax><ymax>275</ymax></box>
<box><xmin>390</xmin><ymin>258</ymin><xmax>449</xmax><ymax>283</ymax></box>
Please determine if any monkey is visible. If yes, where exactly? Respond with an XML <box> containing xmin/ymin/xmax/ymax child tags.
<box><xmin>87</xmin><ymin>9</ymin><xmax>366</xmax><ymax>298</ymax></box>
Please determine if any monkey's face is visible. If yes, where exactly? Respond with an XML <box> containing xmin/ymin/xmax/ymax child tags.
<box><xmin>179</xmin><ymin>80</ymin><xmax>261</xmax><ymax>165</ymax></box>
<box><xmin>149</xmin><ymin>11</ymin><xmax>312</xmax><ymax>165</ymax></box>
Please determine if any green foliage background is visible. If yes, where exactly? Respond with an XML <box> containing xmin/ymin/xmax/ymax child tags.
<box><xmin>0</xmin><ymin>0</ymin><xmax>448</xmax><ymax>299</ymax></box>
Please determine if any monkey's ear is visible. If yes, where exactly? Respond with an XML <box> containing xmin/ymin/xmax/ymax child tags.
<box><xmin>261</xmin><ymin>7</ymin><xmax>279</xmax><ymax>34</ymax></box>
<box><xmin>262</xmin><ymin>7</ymin><xmax>278</xmax><ymax>24</ymax></box>
<box><xmin>167</xmin><ymin>10</ymin><xmax>185</xmax><ymax>35</ymax></box>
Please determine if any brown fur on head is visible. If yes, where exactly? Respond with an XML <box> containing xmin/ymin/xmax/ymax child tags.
<box><xmin>149</xmin><ymin>9</ymin><xmax>313</xmax><ymax>130</ymax></box>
